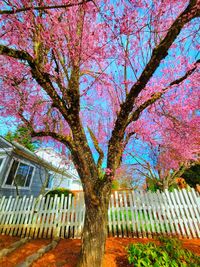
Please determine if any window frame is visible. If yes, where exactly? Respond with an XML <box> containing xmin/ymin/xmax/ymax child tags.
<box><xmin>0</xmin><ymin>155</ymin><xmax>7</xmax><ymax>173</ymax></box>
<box><xmin>45</xmin><ymin>172</ymin><xmax>54</xmax><ymax>190</ymax></box>
<box><xmin>2</xmin><ymin>157</ymin><xmax>35</xmax><ymax>189</ymax></box>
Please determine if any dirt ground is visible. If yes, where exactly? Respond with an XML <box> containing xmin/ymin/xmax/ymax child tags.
<box><xmin>0</xmin><ymin>235</ymin><xmax>200</xmax><ymax>267</ymax></box>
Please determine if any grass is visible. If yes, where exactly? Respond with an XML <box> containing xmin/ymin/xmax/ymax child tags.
<box><xmin>108</xmin><ymin>209</ymin><xmax>171</xmax><ymax>235</ymax></box>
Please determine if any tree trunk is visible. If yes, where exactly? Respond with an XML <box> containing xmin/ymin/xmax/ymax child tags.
<box><xmin>162</xmin><ymin>179</ymin><xmax>169</xmax><ymax>190</ymax></box>
<box><xmin>77</xmin><ymin>190</ymin><xmax>110</xmax><ymax>267</ymax></box>
<box><xmin>38</xmin><ymin>169</ymin><xmax>49</xmax><ymax>196</ymax></box>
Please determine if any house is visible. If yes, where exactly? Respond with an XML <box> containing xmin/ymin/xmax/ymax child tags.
<box><xmin>35</xmin><ymin>148</ymin><xmax>82</xmax><ymax>191</ymax></box>
<box><xmin>0</xmin><ymin>136</ymin><xmax>82</xmax><ymax>197</ymax></box>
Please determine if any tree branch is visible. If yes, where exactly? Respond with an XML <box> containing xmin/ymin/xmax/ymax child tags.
<box><xmin>128</xmin><ymin>59</ymin><xmax>199</xmax><ymax>124</ymax></box>
<box><xmin>0</xmin><ymin>45</ymin><xmax>69</xmax><ymax>120</ymax></box>
<box><xmin>116</xmin><ymin>131</ymin><xmax>135</xmax><ymax>168</ymax></box>
<box><xmin>0</xmin><ymin>45</ymin><xmax>33</xmax><ymax>61</ymax></box>
<box><xmin>15</xmin><ymin>110</ymin><xmax>75</xmax><ymax>155</ymax></box>
<box><xmin>0</xmin><ymin>1</ymin><xmax>92</xmax><ymax>15</ymax></box>
<box><xmin>127</xmin><ymin>0</ymin><xmax>200</xmax><ymax>104</ymax></box>
<box><xmin>31</xmin><ymin>131</ymin><xmax>74</xmax><ymax>151</ymax></box>
<box><xmin>87</xmin><ymin>127</ymin><xmax>104</xmax><ymax>170</ymax></box>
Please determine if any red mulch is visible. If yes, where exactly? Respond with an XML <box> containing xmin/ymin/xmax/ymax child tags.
<box><xmin>0</xmin><ymin>235</ymin><xmax>20</xmax><ymax>249</ymax></box>
<box><xmin>0</xmin><ymin>235</ymin><xmax>199</xmax><ymax>267</ymax></box>
<box><xmin>0</xmin><ymin>235</ymin><xmax>49</xmax><ymax>267</ymax></box>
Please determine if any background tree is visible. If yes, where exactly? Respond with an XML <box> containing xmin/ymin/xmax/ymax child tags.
<box><xmin>111</xmin><ymin>165</ymin><xmax>140</xmax><ymax>190</ymax></box>
<box><xmin>0</xmin><ymin>1</ymin><xmax>199</xmax><ymax>266</ymax></box>
<box><xmin>126</xmin><ymin>145</ymin><xmax>198</xmax><ymax>191</ymax></box>
<box><xmin>4</xmin><ymin>126</ymin><xmax>40</xmax><ymax>151</ymax></box>
<box><xmin>181</xmin><ymin>162</ymin><xmax>200</xmax><ymax>188</ymax></box>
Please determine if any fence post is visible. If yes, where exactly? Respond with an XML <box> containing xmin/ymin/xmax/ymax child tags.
<box><xmin>55</xmin><ymin>194</ymin><xmax>64</xmax><ymax>238</ymax></box>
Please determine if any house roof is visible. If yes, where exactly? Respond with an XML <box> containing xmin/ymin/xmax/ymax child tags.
<box><xmin>0</xmin><ymin>138</ymin><xmax>12</xmax><ymax>149</ymax></box>
<box><xmin>35</xmin><ymin>147</ymin><xmax>79</xmax><ymax>179</ymax></box>
<box><xmin>0</xmin><ymin>136</ymin><xmax>76</xmax><ymax>179</ymax></box>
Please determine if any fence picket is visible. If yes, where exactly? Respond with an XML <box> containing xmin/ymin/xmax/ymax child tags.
<box><xmin>0</xmin><ymin>196</ymin><xmax>5</xmax><ymax>220</ymax></box>
<box><xmin>49</xmin><ymin>194</ymin><xmax>58</xmax><ymax>238</ymax></box>
<box><xmin>79</xmin><ymin>194</ymin><xmax>85</xmax><ymax>237</ymax></box>
<box><xmin>170</xmin><ymin>190</ymin><xmax>186</xmax><ymax>237</ymax></box>
<box><xmin>141</xmin><ymin>191</ymin><xmax>151</xmax><ymax>237</ymax></box>
<box><xmin>189</xmin><ymin>189</ymin><xmax>200</xmax><ymax>223</ymax></box>
<box><xmin>110</xmin><ymin>194</ymin><xmax>116</xmax><ymax>236</ymax></box>
<box><xmin>108</xmin><ymin>201</ymin><xmax>112</xmax><ymax>236</ymax></box>
<box><xmin>148</xmin><ymin>192</ymin><xmax>160</xmax><ymax>235</ymax></box>
<box><xmin>13</xmin><ymin>196</ymin><xmax>26</xmax><ymax>236</ymax></box>
<box><xmin>160</xmin><ymin>192</ymin><xmax>176</xmax><ymax>236</ymax></box>
<box><xmin>18</xmin><ymin>196</ymin><xmax>30</xmax><ymax>236</ymax></box>
<box><xmin>164</xmin><ymin>190</ymin><xmax>180</xmax><ymax>236</ymax></box>
<box><xmin>6</xmin><ymin>196</ymin><xmax>19</xmax><ymax>235</ymax></box>
<box><xmin>26</xmin><ymin>197</ymin><xmax>37</xmax><ymax>237</ymax></box>
<box><xmin>56</xmin><ymin>194</ymin><xmax>64</xmax><ymax>238</ymax></box>
<box><xmin>38</xmin><ymin>194</ymin><xmax>48</xmax><ymax>238</ymax></box>
<box><xmin>115</xmin><ymin>191</ymin><xmax>122</xmax><ymax>237</ymax></box>
<box><xmin>60</xmin><ymin>195</ymin><xmax>68</xmax><ymax>238</ymax></box>
<box><xmin>0</xmin><ymin>196</ymin><xmax>12</xmax><ymax>233</ymax></box>
<box><xmin>144</xmin><ymin>192</ymin><xmax>155</xmax><ymax>237</ymax></box>
<box><xmin>65</xmin><ymin>194</ymin><xmax>72</xmax><ymax>238</ymax></box>
<box><xmin>157</xmin><ymin>191</ymin><xmax>171</xmax><ymax>236</ymax></box>
<box><xmin>175</xmin><ymin>190</ymin><xmax>192</xmax><ymax>238</ymax></box>
<box><xmin>182</xmin><ymin>189</ymin><xmax>200</xmax><ymax>238</ymax></box>
<box><xmin>0</xmin><ymin>197</ymin><xmax>6</xmax><ymax>213</ymax></box>
<box><xmin>0</xmin><ymin>197</ymin><xmax>8</xmax><ymax>227</ymax></box>
<box><xmin>132</xmin><ymin>191</ymin><xmax>142</xmax><ymax>237</ymax></box>
<box><xmin>31</xmin><ymin>195</ymin><xmax>43</xmax><ymax>238</ymax></box>
<box><xmin>137</xmin><ymin>191</ymin><xmax>146</xmax><ymax>238</ymax></box>
<box><xmin>152</xmin><ymin>192</ymin><xmax>164</xmax><ymax>235</ymax></box>
<box><xmin>71</xmin><ymin>194</ymin><xmax>76</xmax><ymax>237</ymax></box>
<box><xmin>45</xmin><ymin>196</ymin><xmax>54</xmax><ymax>238</ymax></box>
<box><xmin>21</xmin><ymin>196</ymin><xmax>33</xmax><ymax>237</ymax></box>
<box><xmin>3</xmin><ymin>196</ymin><xmax>16</xmax><ymax>235</ymax></box>
<box><xmin>53</xmin><ymin>196</ymin><xmax>61</xmax><ymax>238</ymax></box>
<box><xmin>118</xmin><ymin>193</ymin><xmax>126</xmax><ymax>237</ymax></box>
<box><xmin>178</xmin><ymin>190</ymin><xmax>196</xmax><ymax>238</ymax></box>
<box><xmin>123</xmin><ymin>191</ymin><xmax>130</xmax><ymax>237</ymax></box>
<box><xmin>128</xmin><ymin>192</ymin><xmax>136</xmax><ymax>236</ymax></box>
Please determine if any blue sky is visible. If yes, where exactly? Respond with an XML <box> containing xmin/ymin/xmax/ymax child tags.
<box><xmin>0</xmin><ymin>117</ymin><xmax>17</xmax><ymax>136</ymax></box>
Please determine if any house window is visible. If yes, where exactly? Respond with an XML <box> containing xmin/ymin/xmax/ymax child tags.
<box><xmin>5</xmin><ymin>159</ymin><xmax>34</xmax><ymax>188</ymax></box>
<box><xmin>46</xmin><ymin>173</ymin><xmax>53</xmax><ymax>189</ymax></box>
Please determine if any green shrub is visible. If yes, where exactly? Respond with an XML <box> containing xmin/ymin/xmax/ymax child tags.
<box><xmin>127</xmin><ymin>237</ymin><xmax>200</xmax><ymax>267</ymax></box>
<box><xmin>45</xmin><ymin>188</ymin><xmax>74</xmax><ymax>209</ymax></box>
<box><xmin>112</xmin><ymin>180</ymin><xmax>120</xmax><ymax>190</ymax></box>
<box><xmin>45</xmin><ymin>188</ymin><xmax>74</xmax><ymax>198</ymax></box>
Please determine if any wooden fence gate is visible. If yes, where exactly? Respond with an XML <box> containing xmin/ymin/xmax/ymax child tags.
<box><xmin>0</xmin><ymin>189</ymin><xmax>199</xmax><ymax>239</ymax></box>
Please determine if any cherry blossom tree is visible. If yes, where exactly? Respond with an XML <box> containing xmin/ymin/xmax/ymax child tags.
<box><xmin>127</xmin><ymin>149</ymin><xmax>196</xmax><ymax>191</ymax></box>
<box><xmin>125</xmin><ymin>113</ymin><xmax>200</xmax><ymax>191</ymax></box>
<box><xmin>112</xmin><ymin>164</ymin><xmax>140</xmax><ymax>190</ymax></box>
<box><xmin>0</xmin><ymin>1</ymin><xmax>199</xmax><ymax>266</ymax></box>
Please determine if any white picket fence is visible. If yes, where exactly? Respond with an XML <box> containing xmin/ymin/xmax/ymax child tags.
<box><xmin>0</xmin><ymin>189</ymin><xmax>199</xmax><ymax>239</ymax></box>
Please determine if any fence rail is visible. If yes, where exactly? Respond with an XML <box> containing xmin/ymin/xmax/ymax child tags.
<box><xmin>0</xmin><ymin>189</ymin><xmax>199</xmax><ymax>239</ymax></box>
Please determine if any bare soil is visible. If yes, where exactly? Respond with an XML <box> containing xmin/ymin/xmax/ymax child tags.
<box><xmin>0</xmin><ymin>235</ymin><xmax>199</xmax><ymax>267</ymax></box>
